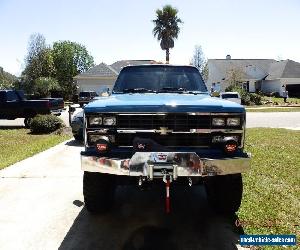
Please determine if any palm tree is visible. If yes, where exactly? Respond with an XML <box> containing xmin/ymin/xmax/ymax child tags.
<box><xmin>152</xmin><ymin>5</ymin><xmax>183</xmax><ymax>64</ymax></box>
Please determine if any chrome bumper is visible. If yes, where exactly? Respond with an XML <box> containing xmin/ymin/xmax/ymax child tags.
<box><xmin>81</xmin><ymin>151</ymin><xmax>251</xmax><ymax>178</ymax></box>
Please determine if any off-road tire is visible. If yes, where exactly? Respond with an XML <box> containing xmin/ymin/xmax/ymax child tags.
<box><xmin>74</xmin><ymin>134</ymin><xmax>83</xmax><ymax>141</ymax></box>
<box><xmin>204</xmin><ymin>173</ymin><xmax>243</xmax><ymax>214</ymax></box>
<box><xmin>83</xmin><ymin>171</ymin><xmax>116</xmax><ymax>214</ymax></box>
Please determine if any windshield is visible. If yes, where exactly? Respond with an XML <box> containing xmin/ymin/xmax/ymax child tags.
<box><xmin>221</xmin><ymin>94</ymin><xmax>239</xmax><ymax>99</ymax></box>
<box><xmin>113</xmin><ymin>65</ymin><xmax>207</xmax><ymax>93</ymax></box>
<box><xmin>79</xmin><ymin>92</ymin><xmax>91</xmax><ymax>97</ymax></box>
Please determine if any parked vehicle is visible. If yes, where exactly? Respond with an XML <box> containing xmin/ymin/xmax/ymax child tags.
<box><xmin>78</xmin><ymin>91</ymin><xmax>98</xmax><ymax>107</ymax></box>
<box><xmin>219</xmin><ymin>92</ymin><xmax>242</xmax><ymax>104</ymax></box>
<box><xmin>80</xmin><ymin>65</ymin><xmax>250</xmax><ymax>214</ymax></box>
<box><xmin>0</xmin><ymin>90</ymin><xmax>64</xmax><ymax>127</ymax></box>
<box><xmin>71</xmin><ymin>110</ymin><xmax>84</xmax><ymax>141</ymax></box>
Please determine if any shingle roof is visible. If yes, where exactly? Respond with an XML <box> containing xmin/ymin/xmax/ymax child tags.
<box><xmin>110</xmin><ymin>60</ymin><xmax>156</xmax><ymax>73</ymax></box>
<box><xmin>208</xmin><ymin>59</ymin><xmax>276</xmax><ymax>80</ymax></box>
<box><xmin>74</xmin><ymin>63</ymin><xmax>118</xmax><ymax>78</ymax></box>
<box><xmin>267</xmin><ymin>60</ymin><xmax>300</xmax><ymax>79</ymax></box>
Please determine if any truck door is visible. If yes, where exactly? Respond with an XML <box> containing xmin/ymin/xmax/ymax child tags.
<box><xmin>3</xmin><ymin>91</ymin><xmax>21</xmax><ymax>119</ymax></box>
<box><xmin>0</xmin><ymin>91</ymin><xmax>7</xmax><ymax>119</ymax></box>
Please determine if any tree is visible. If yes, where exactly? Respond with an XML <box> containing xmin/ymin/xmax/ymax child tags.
<box><xmin>152</xmin><ymin>5</ymin><xmax>183</xmax><ymax>64</ymax></box>
<box><xmin>52</xmin><ymin>41</ymin><xmax>94</xmax><ymax>98</ymax></box>
<box><xmin>225</xmin><ymin>67</ymin><xmax>244</xmax><ymax>87</ymax></box>
<box><xmin>22</xmin><ymin>33</ymin><xmax>56</xmax><ymax>93</ymax></box>
<box><xmin>191</xmin><ymin>45</ymin><xmax>208</xmax><ymax>81</ymax></box>
<box><xmin>0</xmin><ymin>67</ymin><xmax>17</xmax><ymax>89</ymax></box>
<box><xmin>33</xmin><ymin>77</ymin><xmax>61</xmax><ymax>98</ymax></box>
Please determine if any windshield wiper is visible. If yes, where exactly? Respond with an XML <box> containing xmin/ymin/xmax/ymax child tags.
<box><xmin>122</xmin><ymin>88</ymin><xmax>155</xmax><ymax>93</ymax></box>
<box><xmin>158</xmin><ymin>87</ymin><xmax>187</xmax><ymax>92</ymax></box>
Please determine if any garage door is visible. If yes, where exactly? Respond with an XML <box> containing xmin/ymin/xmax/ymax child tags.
<box><xmin>286</xmin><ymin>84</ymin><xmax>300</xmax><ymax>97</ymax></box>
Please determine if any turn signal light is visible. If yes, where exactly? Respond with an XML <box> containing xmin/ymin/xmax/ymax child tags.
<box><xmin>225</xmin><ymin>143</ymin><xmax>237</xmax><ymax>153</ymax></box>
<box><xmin>96</xmin><ymin>143</ymin><xmax>108</xmax><ymax>152</ymax></box>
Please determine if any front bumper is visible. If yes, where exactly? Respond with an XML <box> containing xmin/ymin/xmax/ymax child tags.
<box><xmin>81</xmin><ymin>151</ymin><xmax>251</xmax><ymax>178</ymax></box>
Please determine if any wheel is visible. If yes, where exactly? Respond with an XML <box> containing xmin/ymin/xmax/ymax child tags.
<box><xmin>74</xmin><ymin>134</ymin><xmax>83</xmax><ymax>141</ymax></box>
<box><xmin>83</xmin><ymin>172</ymin><xmax>116</xmax><ymax>214</ymax></box>
<box><xmin>204</xmin><ymin>174</ymin><xmax>243</xmax><ymax>214</ymax></box>
<box><xmin>24</xmin><ymin>118</ymin><xmax>32</xmax><ymax>128</ymax></box>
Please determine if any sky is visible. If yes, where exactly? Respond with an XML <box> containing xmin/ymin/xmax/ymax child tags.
<box><xmin>0</xmin><ymin>0</ymin><xmax>300</xmax><ymax>76</ymax></box>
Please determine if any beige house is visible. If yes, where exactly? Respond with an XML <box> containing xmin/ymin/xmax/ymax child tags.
<box><xmin>73</xmin><ymin>63</ymin><xmax>118</xmax><ymax>93</ymax></box>
<box><xmin>207</xmin><ymin>55</ymin><xmax>300</xmax><ymax>97</ymax></box>
<box><xmin>74</xmin><ymin>60</ymin><xmax>155</xmax><ymax>94</ymax></box>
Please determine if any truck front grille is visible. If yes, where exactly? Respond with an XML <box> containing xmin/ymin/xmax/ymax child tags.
<box><xmin>117</xmin><ymin>114</ymin><xmax>211</xmax><ymax>131</ymax></box>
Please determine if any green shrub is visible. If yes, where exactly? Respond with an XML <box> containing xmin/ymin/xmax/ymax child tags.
<box><xmin>225</xmin><ymin>85</ymin><xmax>262</xmax><ymax>105</ymax></box>
<box><xmin>249</xmin><ymin>93</ymin><xmax>262</xmax><ymax>105</ymax></box>
<box><xmin>30</xmin><ymin>114</ymin><xmax>64</xmax><ymax>134</ymax></box>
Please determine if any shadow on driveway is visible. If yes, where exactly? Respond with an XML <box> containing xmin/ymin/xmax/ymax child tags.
<box><xmin>65</xmin><ymin>140</ymin><xmax>84</xmax><ymax>147</ymax></box>
<box><xmin>59</xmin><ymin>185</ymin><xmax>244</xmax><ymax>250</ymax></box>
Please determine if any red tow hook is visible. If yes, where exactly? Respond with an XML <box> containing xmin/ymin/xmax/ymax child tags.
<box><xmin>163</xmin><ymin>174</ymin><xmax>172</xmax><ymax>214</ymax></box>
<box><xmin>165</xmin><ymin>179</ymin><xmax>171</xmax><ymax>214</ymax></box>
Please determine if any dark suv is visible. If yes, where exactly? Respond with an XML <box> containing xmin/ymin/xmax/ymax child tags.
<box><xmin>78</xmin><ymin>91</ymin><xmax>98</xmax><ymax>107</ymax></box>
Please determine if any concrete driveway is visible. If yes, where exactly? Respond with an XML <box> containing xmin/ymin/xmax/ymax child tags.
<box><xmin>0</xmin><ymin>139</ymin><xmax>247</xmax><ymax>250</ymax></box>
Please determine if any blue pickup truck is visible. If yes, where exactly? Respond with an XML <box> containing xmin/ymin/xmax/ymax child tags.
<box><xmin>81</xmin><ymin>65</ymin><xmax>250</xmax><ymax>214</ymax></box>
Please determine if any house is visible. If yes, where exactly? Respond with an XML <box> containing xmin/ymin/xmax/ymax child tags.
<box><xmin>73</xmin><ymin>63</ymin><xmax>118</xmax><ymax>93</ymax></box>
<box><xmin>74</xmin><ymin>60</ymin><xmax>155</xmax><ymax>94</ymax></box>
<box><xmin>207</xmin><ymin>55</ymin><xmax>300</xmax><ymax>97</ymax></box>
<box><xmin>262</xmin><ymin>59</ymin><xmax>300</xmax><ymax>97</ymax></box>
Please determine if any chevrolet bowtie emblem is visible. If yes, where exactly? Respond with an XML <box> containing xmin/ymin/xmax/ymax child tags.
<box><xmin>155</xmin><ymin>127</ymin><xmax>173</xmax><ymax>135</ymax></box>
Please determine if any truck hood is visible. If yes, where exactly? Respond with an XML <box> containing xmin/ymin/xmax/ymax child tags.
<box><xmin>84</xmin><ymin>93</ymin><xmax>245</xmax><ymax>113</ymax></box>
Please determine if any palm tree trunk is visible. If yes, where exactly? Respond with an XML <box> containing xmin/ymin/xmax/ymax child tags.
<box><xmin>166</xmin><ymin>48</ymin><xmax>170</xmax><ymax>64</ymax></box>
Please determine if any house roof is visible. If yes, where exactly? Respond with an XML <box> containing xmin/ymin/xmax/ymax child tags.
<box><xmin>110</xmin><ymin>60</ymin><xmax>156</xmax><ymax>73</ymax></box>
<box><xmin>208</xmin><ymin>59</ymin><xmax>276</xmax><ymax>80</ymax></box>
<box><xmin>74</xmin><ymin>60</ymin><xmax>156</xmax><ymax>79</ymax></box>
<box><xmin>74</xmin><ymin>63</ymin><xmax>118</xmax><ymax>79</ymax></box>
<box><xmin>266</xmin><ymin>60</ymin><xmax>300</xmax><ymax>80</ymax></box>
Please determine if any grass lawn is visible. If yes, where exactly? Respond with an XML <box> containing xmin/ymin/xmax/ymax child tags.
<box><xmin>239</xmin><ymin>128</ymin><xmax>300</xmax><ymax>249</ymax></box>
<box><xmin>246</xmin><ymin>107</ymin><xmax>300</xmax><ymax>112</ymax></box>
<box><xmin>0</xmin><ymin>129</ymin><xmax>71</xmax><ymax>170</ymax></box>
<box><xmin>263</xmin><ymin>96</ymin><xmax>300</xmax><ymax>105</ymax></box>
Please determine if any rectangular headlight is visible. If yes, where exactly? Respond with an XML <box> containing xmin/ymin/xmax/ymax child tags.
<box><xmin>103</xmin><ymin>117</ymin><xmax>116</xmax><ymax>126</ymax></box>
<box><xmin>227</xmin><ymin>118</ymin><xmax>240</xmax><ymax>126</ymax></box>
<box><xmin>89</xmin><ymin>116</ymin><xmax>102</xmax><ymax>125</ymax></box>
<box><xmin>212</xmin><ymin>117</ymin><xmax>225</xmax><ymax>126</ymax></box>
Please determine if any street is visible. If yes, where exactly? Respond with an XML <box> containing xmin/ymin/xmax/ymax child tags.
<box><xmin>246</xmin><ymin>112</ymin><xmax>300</xmax><ymax>129</ymax></box>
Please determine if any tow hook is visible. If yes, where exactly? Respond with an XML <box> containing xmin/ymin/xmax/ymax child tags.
<box><xmin>163</xmin><ymin>172</ymin><xmax>172</xmax><ymax>214</ymax></box>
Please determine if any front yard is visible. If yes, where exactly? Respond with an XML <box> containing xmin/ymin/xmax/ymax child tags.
<box><xmin>0</xmin><ymin>129</ymin><xmax>71</xmax><ymax>170</ymax></box>
<box><xmin>246</xmin><ymin>107</ymin><xmax>300</xmax><ymax>112</ymax></box>
<box><xmin>239</xmin><ymin>128</ymin><xmax>300</xmax><ymax>249</ymax></box>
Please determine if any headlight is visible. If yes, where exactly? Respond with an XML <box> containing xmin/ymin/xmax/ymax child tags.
<box><xmin>227</xmin><ymin>118</ymin><xmax>240</xmax><ymax>126</ymax></box>
<box><xmin>103</xmin><ymin>117</ymin><xmax>116</xmax><ymax>126</ymax></box>
<box><xmin>212</xmin><ymin>117</ymin><xmax>225</xmax><ymax>126</ymax></box>
<box><xmin>89</xmin><ymin>116</ymin><xmax>102</xmax><ymax>125</ymax></box>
